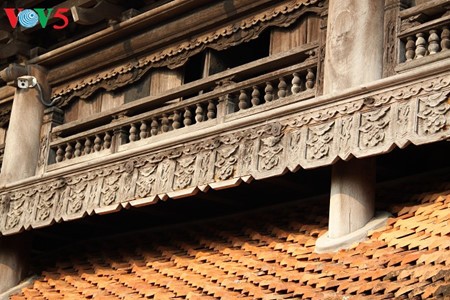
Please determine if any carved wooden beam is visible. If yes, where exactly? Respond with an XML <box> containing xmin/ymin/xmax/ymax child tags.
<box><xmin>0</xmin><ymin>40</ymin><xmax>30</xmax><ymax>60</ymax></box>
<box><xmin>0</xmin><ymin>64</ymin><xmax>27</xmax><ymax>85</ymax></box>
<box><xmin>71</xmin><ymin>0</ymin><xmax>124</xmax><ymax>25</ymax></box>
<box><xmin>0</xmin><ymin>65</ymin><xmax>449</xmax><ymax>235</ymax></box>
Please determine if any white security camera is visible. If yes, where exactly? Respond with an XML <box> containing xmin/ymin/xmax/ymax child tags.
<box><xmin>17</xmin><ymin>76</ymin><xmax>38</xmax><ymax>89</ymax></box>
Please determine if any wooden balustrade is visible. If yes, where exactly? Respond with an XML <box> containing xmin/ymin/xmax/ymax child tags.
<box><xmin>397</xmin><ymin>0</ymin><xmax>450</xmax><ymax>68</ymax></box>
<box><xmin>48</xmin><ymin>45</ymin><xmax>318</xmax><ymax>166</ymax></box>
<box><xmin>234</xmin><ymin>68</ymin><xmax>316</xmax><ymax>113</ymax></box>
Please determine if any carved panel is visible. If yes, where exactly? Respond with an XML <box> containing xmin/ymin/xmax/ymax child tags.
<box><xmin>33</xmin><ymin>181</ymin><xmax>65</xmax><ymax>228</ymax></box>
<box><xmin>285</xmin><ymin>128</ymin><xmax>305</xmax><ymax>172</ymax></box>
<box><xmin>304</xmin><ymin>121</ymin><xmax>335</xmax><ymax>167</ymax></box>
<box><xmin>358</xmin><ymin>107</ymin><xmax>391</xmax><ymax>150</ymax></box>
<box><xmin>0</xmin><ymin>72</ymin><xmax>450</xmax><ymax>235</ymax></box>
<box><xmin>336</xmin><ymin>117</ymin><xmax>354</xmax><ymax>160</ymax></box>
<box><xmin>255</xmin><ymin>123</ymin><xmax>286</xmax><ymax>178</ymax></box>
<box><xmin>394</xmin><ymin>101</ymin><xmax>413</xmax><ymax>148</ymax></box>
<box><xmin>416</xmin><ymin>92</ymin><xmax>450</xmax><ymax>136</ymax></box>
<box><xmin>135</xmin><ymin>162</ymin><xmax>158</xmax><ymax>199</ymax></box>
<box><xmin>173</xmin><ymin>156</ymin><xmax>197</xmax><ymax>190</ymax></box>
<box><xmin>155</xmin><ymin>158</ymin><xmax>177</xmax><ymax>196</ymax></box>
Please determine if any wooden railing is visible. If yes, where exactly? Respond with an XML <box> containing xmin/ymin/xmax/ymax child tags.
<box><xmin>48</xmin><ymin>43</ymin><xmax>319</xmax><ymax>166</ymax></box>
<box><xmin>397</xmin><ymin>0</ymin><xmax>450</xmax><ymax>70</ymax></box>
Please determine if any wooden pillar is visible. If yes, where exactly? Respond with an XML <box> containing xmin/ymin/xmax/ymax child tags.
<box><xmin>324</xmin><ymin>1</ymin><xmax>384</xmax><ymax>239</ymax></box>
<box><xmin>0</xmin><ymin>64</ymin><xmax>47</xmax><ymax>291</ymax></box>
<box><xmin>0</xmin><ymin>235</ymin><xmax>30</xmax><ymax>293</ymax></box>
<box><xmin>0</xmin><ymin>65</ymin><xmax>48</xmax><ymax>185</ymax></box>
<box><xmin>329</xmin><ymin>159</ymin><xmax>375</xmax><ymax>238</ymax></box>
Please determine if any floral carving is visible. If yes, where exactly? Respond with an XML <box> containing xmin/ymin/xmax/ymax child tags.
<box><xmin>35</xmin><ymin>191</ymin><xmax>56</xmax><ymax>222</ymax></box>
<box><xmin>5</xmin><ymin>196</ymin><xmax>25</xmax><ymax>231</ymax></box>
<box><xmin>417</xmin><ymin>92</ymin><xmax>450</xmax><ymax>135</ymax></box>
<box><xmin>174</xmin><ymin>156</ymin><xmax>196</xmax><ymax>190</ymax></box>
<box><xmin>0</xmin><ymin>73</ymin><xmax>450</xmax><ymax>235</ymax></box>
<box><xmin>135</xmin><ymin>163</ymin><xmax>158</xmax><ymax>198</ymax></box>
<box><xmin>359</xmin><ymin>107</ymin><xmax>390</xmax><ymax>148</ymax></box>
<box><xmin>65</xmin><ymin>182</ymin><xmax>88</xmax><ymax>215</ymax></box>
<box><xmin>215</xmin><ymin>145</ymin><xmax>239</xmax><ymax>180</ymax></box>
<box><xmin>258</xmin><ymin>135</ymin><xmax>284</xmax><ymax>171</ymax></box>
<box><xmin>100</xmin><ymin>174</ymin><xmax>121</xmax><ymax>206</ymax></box>
<box><xmin>306</xmin><ymin>122</ymin><xmax>334</xmax><ymax>160</ymax></box>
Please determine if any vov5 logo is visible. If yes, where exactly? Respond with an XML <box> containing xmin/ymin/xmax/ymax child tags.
<box><xmin>4</xmin><ymin>8</ymin><xmax>70</xmax><ymax>30</ymax></box>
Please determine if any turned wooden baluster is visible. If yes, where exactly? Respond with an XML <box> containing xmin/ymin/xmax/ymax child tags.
<box><xmin>415</xmin><ymin>32</ymin><xmax>427</xmax><ymax>58</ymax></box>
<box><xmin>405</xmin><ymin>36</ymin><xmax>416</xmax><ymax>61</ymax></box>
<box><xmin>140</xmin><ymin>121</ymin><xmax>148</xmax><ymax>139</ymax></box>
<box><xmin>161</xmin><ymin>114</ymin><xmax>170</xmax><ymax>133</ymax></box>
<box><xmin>84</xmin><ymin>138</ymin><xmax>92</xmax><ymax>155</ymax></box>
<box><xmin>173</xmin><ymin>110</ymin><xmax>181</xmax><ymax>129</ymax></box>
<box><xmin>56</xmin><ymin>146</ymin><xmax>64</xmax><ymax>163</ymax></box>
<box><xmin>151</xmin><ymin>118</ymin><xmax>159</xmax><ymax>136</ymax></box>
<box><xmin>104</xmin><ymin>132</ymin><xmax>112</xmax><ymax>149</ymax></box>
<box><xmin>94</xmin><ymin>135</ymin><xmax>102</xmax><ymax>151</ymax></box>
<box><xmin>278</xmin><ymin>77</ymin><xmax>287</xmax><ymax>98</ymax></box>
<box><xmin>306</xmin><ymin>69</ymin><xmax>316</xmax><ymax>89</ymax></box>
<box><xmin>238</xmin><ymin>90</ymin><xmax>249</xmax><ymax>110</ymax></box>
<box><xmin>65</xmin><ymin>143</ymin><xmax>73</xmax><ymax>160</ymax></box>
<box><xmin>184</xmin><ymin>107</ymin><xmax>192</xmax><ymax>126</ymax></box>
<box><xmin>428</xmin><ymin>29</ymin><xmax>440</xmax><ymax>55</ymax></box>
<box><xmin>264</xmin><ymin>82</ymin><xmax>274</xmax><ymax>102</ymax></box>
<box><xmin>441</xmin><ymin>26</ymin><xmax>450</xmax><ymax>51</ymax></box>
<box><xmin>207</xmin><ymin>100</ymin><xmax>216</xmax><ymax>120</ymax></box>
<box><xmin>129</xmin><ymin>123</ymin><xmax>138</xmax><ymax>142</ymax></box>
<box><xmin>74</xmin><ymin>140</ymin><xmax>82</xmax><ymax>157</ymax></box>
<box><xmin>291</xmin><ymin>72</ymin><xmax>302</xmax><ymax>94</ymax></box>
<box><xmin>195</xmin><ymin>104</ymin><xmax>204</xmax><ymax>122</ymax></box>
<box><xmin>251</xmin><ymin>86</ymin><xmax>260</xmax><ymax>107</ymax></box>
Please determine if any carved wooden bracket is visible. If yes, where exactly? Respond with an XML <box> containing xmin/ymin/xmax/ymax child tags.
<box><xmin>0</xmin><ymin>70</ymin><xmax>449</xmax><ymax>235</ymax></box>
<box><xmin>0</xmin><ymin>64</ymin><xmax>27</xmax><ymax>86</ymax></box>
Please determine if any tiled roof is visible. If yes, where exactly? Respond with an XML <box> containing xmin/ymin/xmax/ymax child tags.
<box><xmin>10</xmin><ymin>183</ymin><xmax>450</xmax><ymax>299</ymax></box>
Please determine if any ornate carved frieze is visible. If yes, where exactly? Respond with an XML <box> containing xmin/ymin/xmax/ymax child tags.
<box><xmin>0</xmin><ymin>72</ymin><xmax>449</xmax><ymax>235</ymax></box>
<box><xmin>51</xmin><ymin>0</ymin><xmax>324</xmax><ymax>107</ymax></box>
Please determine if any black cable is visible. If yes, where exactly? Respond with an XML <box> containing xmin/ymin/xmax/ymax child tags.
<box><xmin>35</xmin><ymin>82</ymin><xmax>60</xmax><ymax>107</ymax></box>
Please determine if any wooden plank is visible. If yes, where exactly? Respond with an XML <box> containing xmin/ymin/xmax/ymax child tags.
<box><xmin>306</xmin><ymin>14</ymin><xmax>320</xmax><ymax>44</ymax></box>
<box><xmin>271</xmin><ymin>14</ymin><xmax>320</xmax><ymax>54</ymax></box>
<box><xmin>399</xmin><ymin>14</ymin><xmax>450</xmax><ymax>38</ymax></box>
<box><xmin>399</xmin><ymin>0</ymin><xmax>450</xmax><ymax>18</ymax></box>
<box><xmin>64</xmin><ymin>101</ymin><xmax>79</xmax><ymax>124</ymax></box>
<box><xmin>0</xmin><ymin>86</ymin><xmax>14</xmax><ymax>103</ymax></box>
<box><xmin>203</xmin><ymin>50</ymin><xmax>226</xmax><ymax>77</ymax></box>
<box><xmin>101</xmin><ymin>91</ymin><xmax>124</xmax><ymax>112</ymax></box>
<box><xmin>149</xmin><ymin>68</ymin><xmax>184</xmax><ymax>96</ymax></box>
<box><xmin>124</xmin><ymin>74</ymin><xmax>151</xmax><ymax>103</ymax></box>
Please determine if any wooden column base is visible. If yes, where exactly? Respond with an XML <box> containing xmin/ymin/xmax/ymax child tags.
<box><xmin>328</xmin><ymin>157</ymin><xmax>376</xmax><ymax>239</ymax></box>
<box><xmin>0</xmin><ymin>234</ymin><xmax>30</xmax><ymax>293</ymax></box>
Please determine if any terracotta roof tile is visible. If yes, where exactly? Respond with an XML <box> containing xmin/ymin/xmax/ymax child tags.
<box><xmin>10</xmin><ymin>186</ymin><xmax>450</xmax><ymax>299</ymax></box>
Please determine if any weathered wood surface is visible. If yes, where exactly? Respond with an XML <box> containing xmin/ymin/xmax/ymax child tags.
<box><xmin>0</xmin><ymin>62</ymin><xmax>448</xmax><ymax>235</ymax></box>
